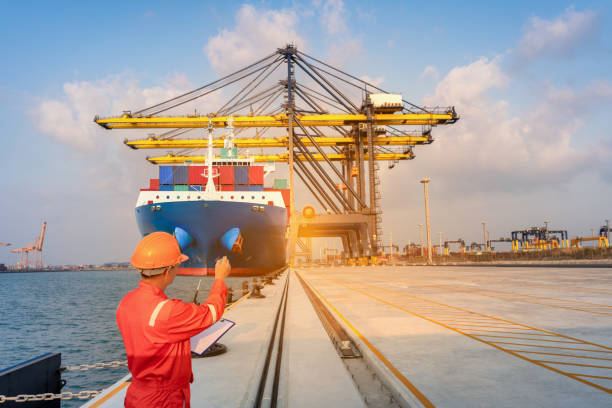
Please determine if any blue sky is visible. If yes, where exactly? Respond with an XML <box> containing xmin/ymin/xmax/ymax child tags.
<box><xmin>1</xmin><ymin>1</ymin><xmax>611</xmax><ymax>264</ymax></box>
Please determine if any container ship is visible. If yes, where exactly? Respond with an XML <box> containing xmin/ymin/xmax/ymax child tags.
<box><xmin>134</xmin><ymin>128</ymin><xmax>289</xmax><ymax>276</ymax></box>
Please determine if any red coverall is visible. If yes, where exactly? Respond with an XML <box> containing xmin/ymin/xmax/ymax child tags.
<box><xmin>116</xmin><ymin>279</ymin><xmax>228</xmax><ymax>408</ymax></box>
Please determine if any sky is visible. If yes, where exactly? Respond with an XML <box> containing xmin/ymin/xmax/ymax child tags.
<box><xmin>0</xmin><ymin>0</ymin><xmax>611</xmax><ymax>265</ymax></box>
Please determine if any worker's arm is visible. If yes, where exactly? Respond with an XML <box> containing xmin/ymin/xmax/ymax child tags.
<box><xmin>152</xmin><ymin>257</ymin><xmax>231</xmax><ymax>343</ymax></box>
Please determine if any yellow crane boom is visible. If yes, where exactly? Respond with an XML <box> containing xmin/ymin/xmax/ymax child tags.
<box><xmin>125</xmin><ymin>135</ymin><xmax>431</xmax><ymax>149</ymax></box>
<box><xmin>147</xmin><ymin>152</ymin><xmax>413</xmax><ymax>164</ymax></box>
<box><xmin>95</xmin><ymin>112</ymin><xmax>457</xmax><ymax>129</ymax></box>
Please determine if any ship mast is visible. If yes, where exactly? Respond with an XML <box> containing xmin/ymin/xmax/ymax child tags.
<box><xmin>204</xmin><ymin>119</ymin><xmax>216</xmax><ymax>193</ymax></box>
<box><xmin>225</xmin><ymin>116</ymin><xmax>235</xmax><ymax>157</ymax></box>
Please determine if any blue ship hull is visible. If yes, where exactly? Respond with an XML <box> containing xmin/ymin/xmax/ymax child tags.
<box><xmin>135</xmin><ymin>200</ymin><xmax>287</xmax><ymax>276</ymax></box>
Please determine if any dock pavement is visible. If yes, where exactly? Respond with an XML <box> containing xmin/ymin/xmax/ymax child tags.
<box><xmin>85</xmin><ymin>265</ymin><xmax>612</xmax><ymax>407</ymax></box>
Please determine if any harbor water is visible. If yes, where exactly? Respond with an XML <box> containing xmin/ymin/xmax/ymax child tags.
<box><xmin>0</xmin><ymin>270</ymin><xmax>245</xmax><ymax>407</ymax></box>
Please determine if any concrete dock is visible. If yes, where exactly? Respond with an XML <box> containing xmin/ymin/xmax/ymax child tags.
<box><xmin>85</xmin><ymin>266</ymin><xmax>612</xmax><ymax>407</ymax></box>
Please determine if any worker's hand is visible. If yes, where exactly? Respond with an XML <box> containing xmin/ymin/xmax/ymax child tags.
<box><xmin>215</xmin><ymin>256</ymin><xmax>231</xmax><ymax>280</ymax></box>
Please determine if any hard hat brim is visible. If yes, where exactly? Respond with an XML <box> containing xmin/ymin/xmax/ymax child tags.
<box><xmin>178</xmin><ymin>253</ymin><xmax>189</xmax><ymax>264</ymax></box>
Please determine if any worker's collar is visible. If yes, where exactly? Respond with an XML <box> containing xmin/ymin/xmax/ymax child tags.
<box><xmin>138</xmin><ymin>280</ymin><xmax>168</xmax><ymax>298</ymax></box>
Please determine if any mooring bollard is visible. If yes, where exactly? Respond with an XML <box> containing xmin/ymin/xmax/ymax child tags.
<box><xmin>249</xmin><ymin>278</ymin><xmax>265</xmax><ymax>298</ymax></box>
<box><xmin>242</xmin><ymin>281</ymin><xmax>249</xmax><ymax>296</ymax></box>
<box><xmin>226</xmin><ymin>290</ymin><xmax>233</xmax><ymax>305</ymax></box>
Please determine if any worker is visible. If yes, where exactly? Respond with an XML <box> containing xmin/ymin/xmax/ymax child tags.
<box><xmin>116</xmin><ymin>231</ymin><xmax>230</xmax><ymax>408</ymax></box>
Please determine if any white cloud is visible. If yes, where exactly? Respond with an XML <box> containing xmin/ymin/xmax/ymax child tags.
<box><xmin>318</xmin><ymin>0</ymin><xmax>346</xmax><ymax>35</ymax></box>
<box><xmin>517</xmin><ymin>7</ymin><xmax>600</xmax><ymax>60</ymax></box>
<box><xmin>33</xmin><ymin>74</ymin><xmax>190</xmax><ymax>151</ymax></box>
<box><xmin>359</xmin><ymin>75</ymin><xmax>384</xmax><ymax>88</ymax></box>
<box><xmin>205</xmin><ymin>4</ymin><xmax>305</xmax><ymax>75</ymax></box>
<box><xmin>419</xmin><ymin>65</ymin><xmax>439</xmax><ymax>81</ymax></box>
<box><xmin>324</xmin><ymin>38</ymin><xmax>363</xmax><ymax>68</ymax></box>
<box><xmin>414</xmin><ymin>57</ymin><xmax>607</xmax><ymax>192</ymax></box>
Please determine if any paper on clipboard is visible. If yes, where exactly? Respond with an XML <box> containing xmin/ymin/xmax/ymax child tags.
<box><xmin>190</xmin><ymin>318</ymin><xmax>235</xmax><ymax>356</ymax></box>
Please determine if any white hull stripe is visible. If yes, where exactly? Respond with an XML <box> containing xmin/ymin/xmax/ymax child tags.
<box><xmin>208</xmin><ymin>304</ymin><xmax>217</xmax><ymax>323</ymax></box>
<box><xmin>149</xmin><ymin>300</ymin><xmax>169</xmax><ymax>327</ymax></box>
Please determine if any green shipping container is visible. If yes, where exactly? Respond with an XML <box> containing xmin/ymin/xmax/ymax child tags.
<box><xmin>273</xmin><ymin>179</ymin><xmax>288</xmax><ymax>189</ymax></box>
<box><xmin>174</xmin><ymin>185</ymin><xmax>189</xmax><ymax>191</ymax></box>
<box><xmin>220</xmin><ymin>147</ymin><xmax>239</xmax><ymax>159</ymax></box>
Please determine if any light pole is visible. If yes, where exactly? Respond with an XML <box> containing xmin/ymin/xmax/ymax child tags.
<box><xmin>418</xmin><ymin>224</ymin><xmax>423</xmax><ymax>257</ymax></box>
<box><xmin>482</xmin><ymin>221</ymin><xmax>487</xmax><ymax>253</ymax></box>
<box><xmin>420</xmin><ymin>178</ymin><xmax>432</xmax><ymax>265</ymax></box>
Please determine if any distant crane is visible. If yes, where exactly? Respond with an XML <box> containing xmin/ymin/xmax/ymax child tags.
<box><xmin>11</xmin><ymin>221</ymin><xmax>47</xmax><ymax>270</ymax></box>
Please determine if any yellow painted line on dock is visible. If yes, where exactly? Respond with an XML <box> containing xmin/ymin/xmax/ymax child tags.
<box><xmin>490</xmin><ymin>342</ymin><xmax>612</xmax><ymax>353</ymax></box>
<box><xmin>89</xmin><ymin>381</ymin><xmax>130</xmax><ymax>408</ymax></box>
<box><xmin>514</xmin><ymin>351</ymin><xmax>612</xmax><ymax>361</ymax></box>
<box><xmin>226</xmin><ymin>292</ymin><xmax>249</xmax><ymax>311</ymax></box>
<box><xmin>295</xmin><ymin>270</ymin><xmax>435</xmax><ymax>408</ymax></box>
<box><xmin>367</xmin><ymin>274</ymin><xmax>612</xmax><ymax>316</ymax></box>
<box><xmin>308</xmin><ymin>273</ymin><xmax>612</xmax><ymax>394</ymax></box>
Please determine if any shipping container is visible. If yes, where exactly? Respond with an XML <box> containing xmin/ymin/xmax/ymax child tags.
<box><xmin>159</xmin><ymin>166</ymin><xmax>173</xmax><ymax>185</ymax></box>
<box><xmin>249</xmin><ymin>185</ymin><xmax>264</xmax><ymax>191</ymax></box>
<box><xmin>219</xmin><ymin>166</ymin><xmax>235</xmax><ymax>185</ymax></box>
<box><xmin>273</xmin><ymin>178</ymin><xmax>288</xmax><ymax>189</ymax></box>
<box><xmin>234</xmin><ymin>166</ymin><xmax>249</xmax><ymax>185</ymax></box>
<box><xmin>188</xmin><ymin>166</ymin><xmax>205</xmax><ymax>185</ymax></box>
<box><xmin>220</xmin><ymin>185</ymin><xmax>234</xmax><ymax>191</ymax></box>
<box><xmin>149</xmin><ymin>178</ymin><xmax>160</xmax><ymax>190</ymax></box>
<box><xmin>189</xmin><ymin>185</ymin><xmax>203</xmax><ymax>191</ymax></box>
<box><xmin>234</xmin><ymin>185</ymin><xmax>249</xmax><ymax>191</ymax></box>
<box><xmin>248</xmin><ymin>166</ymin><xmax>264</xmax><ymax>185</ymax></box>
<box><xmin>159</xmin><ymin>185</ymin><xmax>173</xmax><ymax>191</ymax></box>
<box><xmin>173</xmin><ymin>166</ymin><xmax>189</xmax><ymax>185</ymax></box>
<box><xmin>174</xmin><ymin>185</ymin><xmax>189</xmax><ymax>191</ymax></box>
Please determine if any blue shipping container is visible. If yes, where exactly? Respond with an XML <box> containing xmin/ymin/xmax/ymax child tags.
<box><xmin>159</xmin><ymin>166</ymin><xmax>173</xmax><ymax>185</ymax></box>
<box><xmin>234</xmin><ymin>166</ymin><xmax>249</xmax><ymax>185</ymax></box>
<box><xmin>234</xmin><ymin>185</ymin><xmax>250</xmax><ymax>191</ymax></box>
<box><xmin>173</xmin><ymin>166</ymin><xmax>189</xmax><ymax>185</ymax></box>
<box><xmin>249</xmin><ymin>185</ymin><xmax>264</xmax><ymax>191</ymax></box>
<box><xmin>159</xmin><ymin>185</ymin><xmax>173</xmax><ymax>191</ymax></box>
<box><xmin>189</xmin><ymin>185</ymin><xmax>203</xmax><ymax>191</ymax></box>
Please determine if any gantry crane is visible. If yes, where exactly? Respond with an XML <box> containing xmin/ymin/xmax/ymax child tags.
<box><xmin>443</xmin><ymin>239</ymin><xmax>466</xmax><ymax>255</ymax></box>
<box><xmin>11</xmin><ymin>221</ymin><xmax>46</xmax><ymax>270</ymax></box>
<box><xmin>94</xmin><ymin>45</ymin><xmax>458</xmax><ymax>260</ymax></box>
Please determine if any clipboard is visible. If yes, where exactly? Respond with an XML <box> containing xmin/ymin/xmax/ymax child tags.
<box><xmin>190</xmin><ymin>318</ymin><xmax>235</xmax><ymax>356</ymax></box>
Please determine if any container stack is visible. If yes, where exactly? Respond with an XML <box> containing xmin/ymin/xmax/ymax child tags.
<box><xmin>173</xmin><ymin>166</ymin><xmax>189</xmax><ymax>191</ymax></box>
<box><xmin>234</xmin><ymin>167</ymin><xmax>249</xmax><ymax>191</ymax></box>
<box><xmin>249</xmin><ymin>167</ymin><xmax>264</xmax><ymax>191</ymax></box>
<box><xmin>142</xmin><ymin>165</ymin><xmax>267</xmax><ymax>194</ymax></box>
<box><xmin>219</xmin><ymin>166</ymin><xmax>234</xmax><ymax>191</ymax></box>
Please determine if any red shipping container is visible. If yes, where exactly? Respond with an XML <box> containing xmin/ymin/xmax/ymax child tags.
<box><xmin>220</xmin><ymin>185</ymin><xmax>234</xmax><ymax>191</ymax></box>
<box><xmin>149</xmin><ymin>179</ymin><xmax>160</xmax><ymax>190</ymax></box>
<box><xmin>248</xmin><ymin>166</ymin><xmax>264</xmax><ymax>185</ymax></box>
<box><xmin>188</xmin><ymin>166</ymin><xmax>205</xmax><ymax>185</ymax></box>
<box><xmin>219</xmin><ymin>166</ymin><xmax>234</xmax><ymax>185</ymax></box>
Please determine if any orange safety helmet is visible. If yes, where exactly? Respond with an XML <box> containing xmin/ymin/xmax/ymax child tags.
<box><xmin>131</xmin><ymin>232</ymin><xmax>189</xmax><ymax>271</ymax></box>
